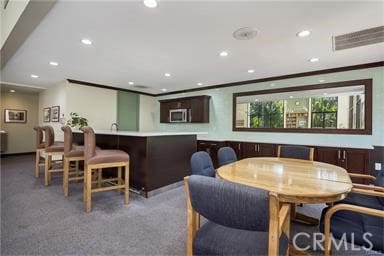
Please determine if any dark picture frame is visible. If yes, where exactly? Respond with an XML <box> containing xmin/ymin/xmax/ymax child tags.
<box><xmin>43</xmin><ymin>107</ymin><xmax>50</xmax><ymax>122</ymax></box>
<box><xmin>4</xmin><ymin>109</ymin><xmax>27</xmax><ymax>123</ymax></box>
<box><xmin>50</xmin><ymin>106</ymin><xmax>60</xmax><ymax>122</ymax></box>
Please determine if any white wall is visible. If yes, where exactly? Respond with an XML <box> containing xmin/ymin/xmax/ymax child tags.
<box><xmin>0</xmin><ymin>0</ymin><xmax>29</xmax><ymax>48</ymax></box>
<box><xmin>66</xmin><ymin>82</ymin><xmax>117</xmax><ymax>130</ymax></box>
<box><xmin>138</xmin><ymin>94</ymin><xmax>157</xmax><ymax>132</ymax></box>
<box><xmin>38</xmin><ymin>81</ymin><xmax>67</xmax><ymax>141</ymax></box>
<box><xmin>38</xmin><ymin>81</ymin><xmax>117</xmax><ymax>141</ymax></box>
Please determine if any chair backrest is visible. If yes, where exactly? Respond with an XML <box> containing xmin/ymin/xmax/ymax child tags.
<box><xmin>278</xmin><ymin>145</ymin><xmax>314</xmax><ymax>161</ymax></box>
<box><xmin>217</xmin><ymin>147</ymin><xmax>237</xmax><ymax>166</ymax></box>
<box><xmin>80</xmin><ymin>126</ymin><xmax>96</xmax><ymax>163</ymax></box>
<box><xmin>187</xmin><ymin>175</ymin><xmax>269</xmax><ymax>231</ymax></box>
<box><xmin>61</xmin><ymin>126</ymin><xmax>73</xmax><ymax>156</ymax></box>
<box><xmin>190</xmin><ymin>151</ymin><xmax>215</xmax><ymax>177</ymax></box>
<box><xmin>373</xmin><ymin>171</ymin><xmax>384</xmax><ymax>206</ymax></box>
<box><xmin>33</xmin><ymin>126</ymin><xmax>44</xmax><ymax>149</ymax></box>
<box><xmin>42</xmin><ymin>126</ymin><xmax>55</xmax><ymax>147</ymax></box>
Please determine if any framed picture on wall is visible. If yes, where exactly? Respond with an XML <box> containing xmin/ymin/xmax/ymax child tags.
<box><xmin>43</xmin><ymin>107</ymin><xmax>50</xmax><ymax>122</ymax></box>
<box><xmin>4</xmin><ymin>109</ymin><xmax>27</xmax><ymax>123</ymax></box>
<box><xmin>50</xmin><ymin>106</ymin><xmax>60</xmax><ymax>122</ymax></box>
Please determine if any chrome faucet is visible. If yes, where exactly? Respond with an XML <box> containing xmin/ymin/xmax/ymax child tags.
<box><xmin>111</xmin><ymin>123</ymin><xmax>119</xmax><ymax>131</ymax></box>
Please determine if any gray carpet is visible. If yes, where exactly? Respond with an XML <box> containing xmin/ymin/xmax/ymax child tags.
<box><xmin>1</xmin><ymin>155</ymin><xmax>382</xmax><ymax>255</ymax></box>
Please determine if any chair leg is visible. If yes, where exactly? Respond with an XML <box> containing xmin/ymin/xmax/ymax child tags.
<box><xmin>47</xmin><ymin>155</ymin><xmax>52</xmax><ymax>183</ymax></box>
<box><xmin>117</xmin><ymin>167</ymin><xmax>122</xmax><ymax>195</ymax></box>
<box><xmin>83</xmin><ymin>165</ymin><xmax>87</xmax><ymax>202</ymax></box>
<box><xmin>85</xmin><ymin>166</ymin><xmax>92</xmax><ymax>213</ymax></box>
<box><xmin>44</xmin><ymin>154</ymin><xmax>50</xmax><ymax>186</ymax></box>
<box><xmin>63</xmin><ymin>158</ymin><xmax>69</xmax><ymax>197</ymax></box>
<box><xmin>124</xmin><ymin>163</ymin><xmax>129</xmax><ymax>204</ymax></box>
<box><xmin>97</xmin><ymin>168</ymin><xmax>102</xmax><ymax>188</ymax></box>
<box><xmin>35</xmin><ymin>150</ymin><xmax>40</xmax><ymax>178</ymax></box>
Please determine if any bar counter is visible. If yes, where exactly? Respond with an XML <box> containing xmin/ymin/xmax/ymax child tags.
<box><xmin>73</xmin><ymin>130</ymin><xmax>205</xmax><ymax>197</ymax></box>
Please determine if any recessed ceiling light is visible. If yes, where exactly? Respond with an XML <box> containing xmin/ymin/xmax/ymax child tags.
<box><xmin>254</xmin><ymin>99</ymin><xmax>259</xmax><ymax>102</ymax></box>
<box><xmin>197</xmin><ymin>82</ymin><xmax>203</xmax><ymax>86</ymax></box>
<box><xmin>297</xmin><ymin>30</ymin><xmax>311</xmax><ymax>37</ymax></box>
<box><xmin>309</xmin><ymin>57</ymin><xmax>319</xmax><ymax>62</ymax></box>
<box><xmin>161</xmin><ymin>88</ymin><xmax>167</xmax><ymax>92</ymax></box>
<box><xmin>219</xmin><ymin>51</ymin><xmax>228</xmax><ymax>57</ymax></box>
<box><xmin>81</xmin><ymin>38</ymin><xmax>92</xmax><ymax>45</ymax></box>
<box><xmin>128</xmin><ymin>81</ymin><xmax>134</xmax><ymax>85</ymax></box>
<box><xmin>289</xmin><ymin>96</ymin><xmax>294</xmax><ymax>99</ymax></box>
<box><xmin>9</xmin><ymin>90</ymin><xmax>15</xmax><ymax>93</ymax></box>
<box><xmin>49</xmin><ymin>61</ymin><xmax>59</xmax><ymax>66</ymax></box>
<box><xmin>270</xmin><ymin>83</ymin><xmax>275</xmax><ymax>87</ymax></box>
<box><xmin>143</xmin><ymin>0</ymin><xmax>157</xmax><ymax>8</ymax></box>
<box><xmin>31</xmin><ymin>74</ymin><xmax>39</xmax><ymax>78</ymax></box>
<box><xmin>164</xmin><ymin>73</ymin><xmax>171</xmax><ymax>77</ymax></box>
<box><xmin>247</xmin><ymin>69</ymin><xmax>255</xmax><ymax>73</ymax></box>
<box><xmin>319</xmin><ymin>79</ymin><xmax>326</xmax><ymax>83</ymax></box>
<box><xmin>323</xmin><ymin>92</ymin><xmax>328</xmax><ymax>96</ymax></box>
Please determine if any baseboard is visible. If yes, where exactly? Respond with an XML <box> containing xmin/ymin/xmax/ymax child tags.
<box><xmin>0</xmin><ymin>152</ymin><xmax>34</xmax><ymax>158</ymax></box>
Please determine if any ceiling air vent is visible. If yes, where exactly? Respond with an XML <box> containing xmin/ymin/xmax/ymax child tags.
<box><xmin>133</xmin><ymin>85</ymin><xmax>150</xmax><ymax>89</ymax></box>
<box><xmin>333</xmin><ymin>26</ymin><xmax>384</xmax><ymax>51</ymax></box>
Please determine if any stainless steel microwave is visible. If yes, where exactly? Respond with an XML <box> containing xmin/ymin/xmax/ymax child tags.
<box><xmin>169</xmin><ymin>109</ymin><xmax>188</xmax><ymax>122</ymax></box>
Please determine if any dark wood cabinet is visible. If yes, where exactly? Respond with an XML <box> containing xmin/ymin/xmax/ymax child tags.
<box><xmin>197</xmin><ymin>140</ymin><xmax>225</xmax><ymax>168</ymax></box>
<box><xmin>159</xmin><ymin>95</ymin><xmax>210</xmax><ymax>123</ymax></box>
<box><xmin>316</xmin><ymin>146</ymin><xmax>370</xmax><ymax>183</ymax></box>
<box><xmin>241</xmin><ymin>142</ymin><xmax>277</xmax><ymax>158</ymax></box>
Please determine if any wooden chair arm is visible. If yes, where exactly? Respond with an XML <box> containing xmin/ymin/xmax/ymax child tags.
<box><xmin>323</xmin><ymin>203</ymin><xmax>384</xmax><ymax>256</ymax></box>
<box><xmin>351</xmin><ymin>187</ymin><xmax>384</xmax><ymax>197</ymax></box>
<box><xmin>353</xmin><ymin>183</ymin><xmax>384</xmax><ymax>193</ymax></box>
<box><xmin>349</xmin><ymin>173</ymin><xmax>376</xmax><ymax>182</ymax></box>
<box><xmin>184</xmin><ymin>176</ymin><xmax>199</xmax><ymax>256</ymax></box>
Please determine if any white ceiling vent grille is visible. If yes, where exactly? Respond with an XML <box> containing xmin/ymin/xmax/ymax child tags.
<box><xmin>333</xmin><ymin>26</ymin><xmax>384</xmax><ymax>51</ymax></box>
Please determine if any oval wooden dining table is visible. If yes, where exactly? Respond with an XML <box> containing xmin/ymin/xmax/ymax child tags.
<box><xmin>216</xmin><ymin>157</ymin><xmax>353</xmax><ymax>255</ymax></box>
<box><xmin>217</xmin><ymin>157</ymin><xmax>353</xmax><ymax>205</ymax></box>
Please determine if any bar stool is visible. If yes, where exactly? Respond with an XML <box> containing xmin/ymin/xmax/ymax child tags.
<box><xmin>33</xmin><ymin>126</ymin><xmax>45</xmax><ymax>178</ymax></box>
<box><xmin>42</xmin><ymin>126</ymin><xmax>64</xmax><ymax>186</ymax></box>
<box><xmin>81</xmin><ymin>126</ymin><xmax>129</xmax><ymax>213</ymax></box>
<box><xmin>61</xmin><ymin>126</ymin><xmax>85</xmax><ymax>197</ymax></box>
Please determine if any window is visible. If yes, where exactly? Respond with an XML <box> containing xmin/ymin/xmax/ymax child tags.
<box><xmin>233</xmin><ymin>79</ymin><xmax>372</xmax><ymax>134</ymax></box>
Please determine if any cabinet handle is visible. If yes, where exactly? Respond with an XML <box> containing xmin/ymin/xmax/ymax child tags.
<box><xmin>257</xmin><ymin>144</ymin><xmax>260</xmax><ymax>152</ymax></box>
<box><xmin>211</xmin><ymin>143</ymin><xmax>217</xmax><ymax>146</ymax></box>
<box><xmin>200</xmin><ymin>142</ymin><xmax>206</xmax><ymax>145</ymax></box>
<box><xmin>343</xmin><ymin>150</ymin><xmax>346</xmax><ymax>160</ymax></box>
<box><xmin>254</xmin><ymin>145</ymin><xmax>257</xmax><ymax>152</ymax></box>
<box><xmin>238</xmin><ymin>144</ymin><xmax>241</xmax><ymax>151</ymax></box>
<box><xmin>337</xmin><ymin>150</ymin><xmax>341</xmax><ymax>159</ymax></box>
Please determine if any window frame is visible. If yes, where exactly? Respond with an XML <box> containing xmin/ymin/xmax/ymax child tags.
<box><xmin>232</xmin><ymin>79</ymin><xmax>372</xmax><ymax>135</ymax></box>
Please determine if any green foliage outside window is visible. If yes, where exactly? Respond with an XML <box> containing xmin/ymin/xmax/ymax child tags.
<box><xmin>311</xmin><ymin>97</ymin><xmax>338</xmax><ymax>128</ymax></box>
<box><xmin>250</xmin><ymin>100</ymin><xmax>284</xmax><ymax>128</ymax></box>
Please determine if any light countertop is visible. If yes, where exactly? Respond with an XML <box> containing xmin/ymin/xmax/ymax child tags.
<box><xmin>73</xmin><ymin>129</ymin><xmax>207</xmax><ymax>137</ymax></box>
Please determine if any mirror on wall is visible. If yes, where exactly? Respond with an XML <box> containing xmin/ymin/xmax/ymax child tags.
<box><xmin>233</xmin><ymin>79</ymin><xmax>372</xmax><ymax>134</ymax></box>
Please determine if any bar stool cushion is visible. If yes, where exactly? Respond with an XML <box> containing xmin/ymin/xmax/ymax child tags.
<box><xmin>45</xmin><ymin>142</ymin><xmax>65</xmax><ymax>153</ymax></box>
<box><xmin>88</xmin><ymin>150</ymin><xmax>129</xmax><ymax>165</ymax></box>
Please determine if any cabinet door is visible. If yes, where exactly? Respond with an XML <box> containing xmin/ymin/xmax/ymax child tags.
<box><xmin>341</xmin><ymin>148</ymin><xmax>370</xmax><ymax>183</ymax></box>
<box><xmin>226</xmin><ymin>142</ymin><xmax>242</xmax><ymax>160</ymax></box>
<box><xmin>242</xmin><ymin>142</ymin><xmax>258</xmax><ymax>158</ymax></box>
<box><xmin>190</xmin><ymin>97</ymin><xmax>209</xmax><ymax>123</ymax></box>
<box><xmin>258</xmin><ymin>143</ymin><xmax>277</xmax><ymax>157</ymax></box>
<box><xmin>160</xmin><ymin>102</ymin><xmax>170</xmax><ymax>123</ymax></box>
<box><xmin>315</xmin><ymin>147</ymin><xmax>341</xmax><ymax>166</ymax></box>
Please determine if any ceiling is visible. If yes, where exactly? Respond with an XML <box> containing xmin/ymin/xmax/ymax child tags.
<box><xmin>1</xmin><ymin>0</ymin><xmax>384</xmax><ymax>94</ymax></box>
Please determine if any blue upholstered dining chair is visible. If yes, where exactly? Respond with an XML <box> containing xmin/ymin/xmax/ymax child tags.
<box><xmin>278</xmin><ymin>145</ymin><xmax>314</xmax><ymax>161</ymax></box>
<box><xmin>320</xmin><ymin>171</ymin><xmax>384</xmax><ymax>253</ymax></box>
<box><xmin>217</xmin><ymin>147</ymin><xmax>237</xmax><ymax>167</ymax></box>
<box><xmin>190</xmin><ymin>151</ymin><xmax>216</xmax><ymax>177</ymax></box>
<box><xmin>184</xmin><ymin>175</ymin><xmax>290</xmax><ymax>256</ymax></box>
